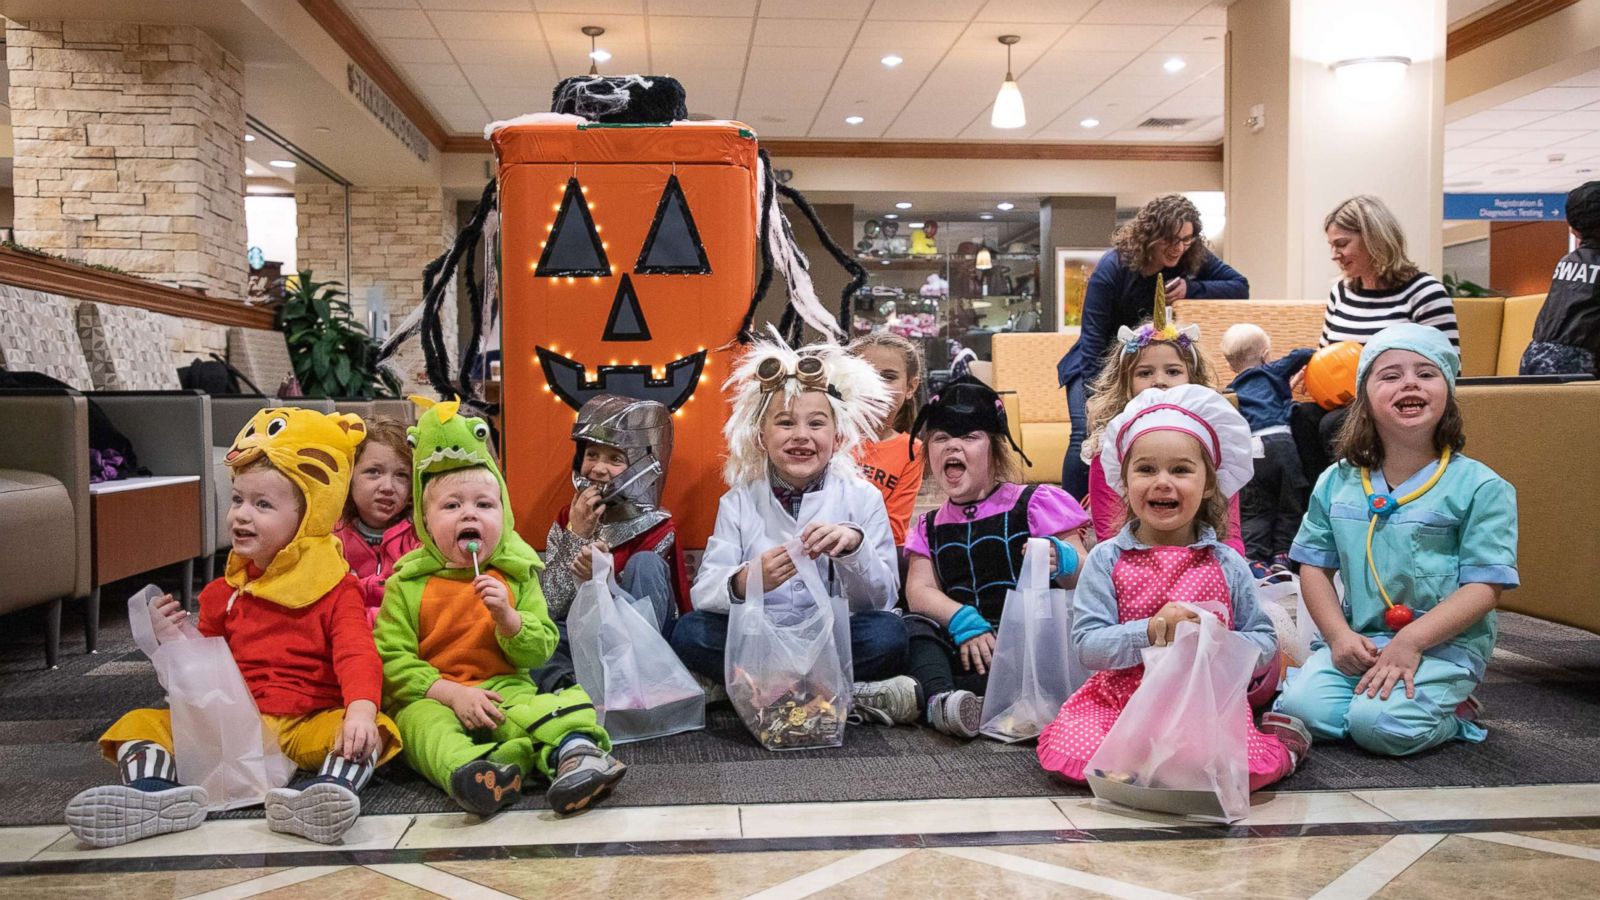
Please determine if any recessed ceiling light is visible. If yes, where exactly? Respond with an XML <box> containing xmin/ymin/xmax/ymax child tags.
<box><xmin>1080</xmin><ymin>117</ymin><xmax>1100</xmax><ymax>128</ymax></box>
<box><xmin>845</xmin><ymin>115</ymin><xmax>864</xmax><ymax>125</ymax></box>
<box><xmin>881</xmin><ymin>54</ymin><xmax>903</xmax><ymax>67</ymax></box>
<box><xmin>245</xmin><ymin>168</ymin><xmax>255</xmax><ymax>176</ymax></box>
<box><xmin>244</xmin><ymin>133</ymin><xmax>256</xmax><ymax>142</ymax></box>
<box><xmin>268</xmin><ymin>159</ymin><xmax>297</xmax><ymax>169</ymax></box>
<box><xmin>895</xmin><ymin>201</ymin><xmax>913</xmax><ymax>209</ymax></box>
<box><xmin>979</xmin><ymin>213</ymin><xmax>994</xmax><ymax>220</ymax></box>
<box><xmin>1163</xmin><ymin>57</ymin><xmax>1187</xmax><ymax>73</ymax></box>
<box><xmin>883</xmin><ymin>213</ymin><xmax>899</xmax><ymax>219</ymax></box>
<box><xmin>1576</xmin><ymin>168</ymin><xmax>1593</xmax><ymax>174</ymax></box>
<box><xmin>907</xmin><ymin>222</ymin><xmax>925</xmax><ymax>228</ymax></box>
<box><xmin>589</xmin><ymin>49</ymin><xmax>611</xmax><ymax>63</ymax></box>
<box><xmin>995</xmin><ymin>201</ymin><xmax>1014</xmax><ymax>211</ymax></box>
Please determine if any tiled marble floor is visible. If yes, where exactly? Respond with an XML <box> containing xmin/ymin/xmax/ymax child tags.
<box><xmin>6</xmin><ymin>786</ymin><xmax>1600</xmax><ymax>898</ymax></box>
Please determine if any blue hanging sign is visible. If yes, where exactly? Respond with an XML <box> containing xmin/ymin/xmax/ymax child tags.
<box><xmin>1443</xmin><ymin>193</ymin><xmax>1567</xmax><ymax>221</ymax></box>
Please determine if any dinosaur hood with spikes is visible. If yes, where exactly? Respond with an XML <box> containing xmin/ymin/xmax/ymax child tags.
<box><xmin>397</xmin><ymin>395</ymin><xmax>542</xmax><ymax>582</ymax></box>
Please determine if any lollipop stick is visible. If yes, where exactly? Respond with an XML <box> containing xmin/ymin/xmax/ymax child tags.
<box><xmin>467</xmin><ymin>540</ymin><xmax>480</xmax><ymax>578</ymax></box>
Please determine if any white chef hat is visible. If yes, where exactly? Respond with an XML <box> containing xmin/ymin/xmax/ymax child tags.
<box><xmin>1099</xmin><ymin>384</ymin><xmax>1254</xmax><ymax>498</ymax></box>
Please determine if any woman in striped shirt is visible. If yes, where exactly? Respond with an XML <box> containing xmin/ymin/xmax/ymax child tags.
<box><xmin>1291</xmin><ymin>195</ymin><xmax>1460</xmax><ymax>486</ymax></box>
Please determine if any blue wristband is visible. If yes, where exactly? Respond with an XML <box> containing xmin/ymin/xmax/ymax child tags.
<box><xmin>947</xmin><ymin>604</ymin><xmax>994</xmax><ymax>645</ymax></box>
<box><xmin>1047</xmin><ymin>536</ymin><xmax>1079</xmax><ymax>580</ymax></box>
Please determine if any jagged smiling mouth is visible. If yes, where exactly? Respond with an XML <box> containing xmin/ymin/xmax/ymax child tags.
<box><xmin>418</xmin><ymin>445</ymin><xmax>484</xmax><ymax>472</ymax></box>
<box><xmin>536</xmin><ymin>347</ymin><xmax>706</xmax><ymax>412</ymax></box>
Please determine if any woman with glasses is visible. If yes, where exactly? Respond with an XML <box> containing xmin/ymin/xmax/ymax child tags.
<box><xmin>1056</xmin><ymin>193</ymin><xmax>1248</xmax><ymax>498</ymax></box>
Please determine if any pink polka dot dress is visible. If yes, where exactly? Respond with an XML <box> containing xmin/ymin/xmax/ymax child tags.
<box><xmin>1036</xmin><ymin>544</ymin><xmax>1295</xmax><ymax>790</ymax></box>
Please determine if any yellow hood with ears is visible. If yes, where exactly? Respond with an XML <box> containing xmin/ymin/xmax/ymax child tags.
<box><xmin>223</xmin><ymin>407</ymin><xmax>367</xmax><ymax>608</ymax></box>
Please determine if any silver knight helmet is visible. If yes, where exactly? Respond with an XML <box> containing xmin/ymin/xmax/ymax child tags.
<box><xmin>570</xmin><ymin>393</ymin><xmax>674</xmax><ymax>546</ymax></box>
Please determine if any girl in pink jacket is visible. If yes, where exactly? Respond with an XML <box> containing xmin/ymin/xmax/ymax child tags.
<box><xmin>332</xmin><ymin>416</ymin><xmax>421</xmax><ymax>625</ymax></box>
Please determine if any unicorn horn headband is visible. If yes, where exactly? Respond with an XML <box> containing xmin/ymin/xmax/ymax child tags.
<box><xmin>1118</xmin><ymin>272</ymin><xmax>1200</xmax><ymax>354</ymax></box>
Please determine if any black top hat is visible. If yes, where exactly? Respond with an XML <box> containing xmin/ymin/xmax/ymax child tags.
<box><xmin>908</xmin><ymin>374</ymin><xmax>1030</xmax><ymax>466</ymax></box>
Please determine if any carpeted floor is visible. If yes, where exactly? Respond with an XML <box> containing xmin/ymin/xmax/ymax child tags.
<box><xmin>2</xmin><ymin>566</ymin><xmax>1598</xmax><ymax>827</ymax></box>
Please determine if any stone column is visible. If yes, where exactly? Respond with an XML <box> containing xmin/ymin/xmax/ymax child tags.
<box><xmin>1225</xmin><ymin>0</ymin><xmax>1447</xmax><ymax>299</ymax></box>
<box><xmin>294</xmin><ymin>184</ymin><xmax>348</xmax><ymax>287</ymax></box>
<box><xmin>6</xmin><ymin>19</ymin><xmax>247</xmax><ymax>299</ymax></box>
<box><xmin>1039</xmin><ymin>196</ymin><xmax>1117</xmax><ymax>331</ymax></box>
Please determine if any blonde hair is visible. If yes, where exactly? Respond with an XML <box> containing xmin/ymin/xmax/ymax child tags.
<box><xmin>1221</xmin><ymin>323</ymin><xmax>1270</xmax><ymax>373</ymax></box>
<box><xmin>421</xmin><ymin>465</ymin><xmax>500</xmax><ymax>505</ymax></box>
<box><xmin>344</xmin><ymin>415</ymin><xmax>412</xmax><ymax>522</ymax></box>
<box><xmin>1082</xmin><ymin>323</ymin><xmax>1215</xmax><ymax>461</ymax></box>
<box><xmin>1324</xmin><ymin>195</ymin><xmax>1420</xmax><ymax>289</ymax></box>
<box><xmin>848</xmin><ymin>331</ymin><xmax>923</xmax><ymax>434</ymax></box>
<box><xmin>232</xmin><ymin>457</ymin><xmax>305</xmax><ymax>516</ymax></box>
<box><xmin>1113</xmin><ymin>194</ymin><xmax>1208</xmax><ymax>275</ymax></box>
<box><xmin>1119</xmin><ymin>443</ymin><xmax>1230</xmax><ymax>541</ymax></box>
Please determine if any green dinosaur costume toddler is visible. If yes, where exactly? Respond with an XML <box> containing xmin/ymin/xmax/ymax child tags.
<box><xmin>374</xmin><ymin>396</ymin><xmax>625</xmax><ymax>816</ymax></box>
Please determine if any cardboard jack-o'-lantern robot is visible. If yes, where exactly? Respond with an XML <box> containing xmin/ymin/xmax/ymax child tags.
<box><xmin>380</xmin><ymin>76</ymin><xmax>865</xmax><ymax>548</ymax></box>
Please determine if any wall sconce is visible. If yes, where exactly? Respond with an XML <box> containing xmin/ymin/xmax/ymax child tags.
<box><xmin>1330</xmin><ymin>55</ymin><xmax>1411</xmax><ymax>98</ymax></box>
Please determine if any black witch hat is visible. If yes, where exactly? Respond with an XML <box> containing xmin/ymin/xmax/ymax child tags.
<box><xmin>908</xmin><ymin>374</ymin><xmax>1030</xmax><ymax>466</ymax></box>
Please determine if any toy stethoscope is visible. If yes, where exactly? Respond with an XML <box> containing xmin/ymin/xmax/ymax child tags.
<box><xmin>1359</xmin><ymin>447</ymin><xmax>1452</xmax><ymax>631</ymax></box>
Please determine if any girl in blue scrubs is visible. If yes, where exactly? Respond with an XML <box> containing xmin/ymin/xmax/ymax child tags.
<box><xmin>1273</xmin><ymin>324</ymin><xmax>1518</xmax><ymax>757</ymax></box>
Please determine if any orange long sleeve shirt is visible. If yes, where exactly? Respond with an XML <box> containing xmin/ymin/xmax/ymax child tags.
<box><xmin>855</xmin><ymin>432</ymin><xmax>924</xmax><ymax>545</ymax></box>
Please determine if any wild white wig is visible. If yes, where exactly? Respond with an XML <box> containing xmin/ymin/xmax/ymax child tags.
<box><xmin>721</xmin><ymin>327</ymin><xmax>891</xmax><ymax>486</ymax></box>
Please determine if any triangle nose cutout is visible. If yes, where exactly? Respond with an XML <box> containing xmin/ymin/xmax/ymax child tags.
<box><xmin>635</xmin><ymin>174</ymin><xmax>711</xmax><ymax>275</ymax></box>
<box><xmin>535</xmin><ymin>177</ymin><xmax>610</xmax><ymax>277</ymax></box>
<box><xmin>602</xmin><ymin>274</ymin><xmax>651</xmax><ymax>341</ymax></box>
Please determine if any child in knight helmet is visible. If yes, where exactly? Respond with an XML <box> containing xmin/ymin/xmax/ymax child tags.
<box><xmin>903</xmin><ymin>375</ymin><xmax>1090</xmax><ymax>738</ymax></box>
<box><xmin>1038</xmin><ymin>384</ymin><xmax>1311</xmax><ymax>788</ymax></box>
<box><xmin>1274</xmin><ymin>324</ymin><xmax>1518</xmax><ymax>757</ymax></box>
<box><xmin>669</xmin><ymin>329</ymin><xmax>918</xmax><ymax>726</ymax></box>
<box><xmin>334</xmin><ymin>415</ymin><xmax>422</xmax><ymax>627</ymax></box>
<box><xmin>375</xmin><ymin>397</ymin><xmax>624</xmax><ymax>817</ymax></box>
<box><xmin>66</xmin><ymin>408</ymin><xmax>401</xmax><ymax>848</ymax></box>
<box><xmin>848</xmin><ymin>331</ymin><xmax>925</xmax><ymax>545</ymax></box>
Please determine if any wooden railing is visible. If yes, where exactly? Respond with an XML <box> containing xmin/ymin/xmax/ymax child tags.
<box><xmin>0</xmin><ymin>246</ymin><xmax>276</xmax><ymax>329</ymax></box>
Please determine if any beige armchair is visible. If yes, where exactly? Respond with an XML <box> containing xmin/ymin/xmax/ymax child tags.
<box><xmin>0</xmin><ymin>389</ymin><xmax>90</xmax><ymax>668</ymax></box>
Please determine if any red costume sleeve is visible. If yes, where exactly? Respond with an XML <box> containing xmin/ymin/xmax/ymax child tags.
<box><xmin>324</xmin><ymin>577</ymin><xmax>384</xmax><ymax>708</ymax></box>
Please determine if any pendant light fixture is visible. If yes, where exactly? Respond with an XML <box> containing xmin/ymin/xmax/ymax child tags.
<box><xmin>975</xmin><ymin>245</ymin><xmax>994</xmax><ymax>270</ymax></box>
<box><xmin>991</xmin><ymin>35</ymin><xmax>1025</xmax><ymax>129</ymax></box>
<box><xmin>583</xmin><ymin>25</ymin><xmax>606</xmax><ymax>75</ymax></box>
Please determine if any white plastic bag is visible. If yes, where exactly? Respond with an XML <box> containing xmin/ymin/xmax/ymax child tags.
<box><xmin>1255</xmin><ymin>576</ymin><xmax>1310</xmax><ymax>668</ymax></box>
<box><xmin>1085</xmin><ymin>604</ymin><xmax>1257</xmax><ymax>822</ymax></box>
<box><xmin>568</xmin><ymin>548</ymin><xmax>705</xmax><ymax>744</ymax></box>
<box><xmin>126</xmin><ymin>585</ymin><xmax>295</xmax><ymax>811</ymax></box>
<box><xmin>725</xmin><ymin>540</ymin><xmax>852</xmax><ymax>751</ymax></box>
<box><xmin>979</xmin><ymin>538</ymin><xmax>1085</xmax><ymax>743</ymax></box>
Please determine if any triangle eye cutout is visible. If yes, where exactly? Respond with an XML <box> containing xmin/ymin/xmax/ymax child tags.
<box><xmin>603</xmin><ymin>274</ymin><xmax>651</xmax><ymax>342</ymax></box>
<box><xmin>535</xmin><ymin>177</ymin><xmax>610</xmax><ymax>278</ymax></box>
<box><xmin>634</xmin><ymin>174</ymin><xmax>711</xmax><ymax>275</ymax></box>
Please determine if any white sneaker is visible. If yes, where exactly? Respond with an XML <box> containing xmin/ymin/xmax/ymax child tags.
<box><xmin>265</xmin><ymin>782</ymin><xmax>361</xmax><ymax>844</ymax></box>
<box><xmin>927</xmin><ymin>690</ymin><xmax>983</xmax><ymax>739</ymax></box>
<box><xmin>850</xmin><ymin>675</ymin><xmax>921</xmax><ymax>725</ymax></box>
<box><xmin>65</xmin><ymin>783</ymin><xmax>207</xmax><ymax>848</ymax></box>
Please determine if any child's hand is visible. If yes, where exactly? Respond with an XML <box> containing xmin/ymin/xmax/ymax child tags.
<box><xmin>448</xmin><ymin>684</ymin><xmax>506</xmax><ymax>730</ymax></box>
<box><xmin>1355</xmin><ymin>634</ymin><xmax>1421</xmax><ymax>700</ymax></box>
<box><xmin>570</xmin><ymin>542</ymin><xmax>612</xmax><ymax>581</ymax></box>
<box><xmin>1330</xmin><ymin>630</ymin><xmax>1379</xmax><ymax>676</ymax></box>
<box><xmin>959</xmin><ymin>632</ymin><xmax>997</xmax><ymax>675</ymax></box>
<box><xmin>569</xmin><ymin>485</ymin><xmax>606</xmax><ymax>538</ymax></box>
<box><xmin>474</xmin><ymin>575</ymin><xmax>520</xmax><ymax>634</ymax></box>
<box><xmin>1146</xmin><ymin>602</ymin><xmax>1201</xmax><ymax>646</ymax></box>
<box><xmin>759</xmin><ymin>544</ymin><xmax>798</xmax><ymax>588</ymax></box>
<box><xmin>334</xmin><ymin>699</ymin><xmax>381</xmax><ymax>762</ymax></box>
<box><xmin>151</xmin><ymin>593</ymin><xmax>187</xmax><ymax>641</ymax></box>
<box><xmin>800</xmin><ymin>522</ymin><xmax>861</xmax><ymax>559</ymax></box>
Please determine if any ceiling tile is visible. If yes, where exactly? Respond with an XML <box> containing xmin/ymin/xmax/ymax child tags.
<box><xmin>533</xmin><ymin>0</ymin><xmax>643</xmax><ymax>12</ymax></box>
<box><xmin>1104</xmin><ymin>127</ymin><xmax>1179</xmax><ymax>141</ymax></box>
<box><xmin>676</xmin><ymin>80</ymin><xmax>742</xmax><ymax>119</ymax></box>
<box><xmin>752</xmin><ymin>18</ymin><xmax>859</xmax><ymax>47</ymax></box>
<box><xmin>357</xmin><ymin>8</ymin><xmax>437</xmax><ymax>38</ymax></box>
<box><xmin>853</xmin><ymin>19</ymin><xmax>967</xmax><ymax>50</ymax></box>
<box><xmin>446</xmin><ymin>38</ymin><xmax>553</xmax><ymax>63</ymax></box>
<box><xmin>1468</xmin><ymin>130</ymin><xmax>1591</xmax><ymax>149</ymax></box>
<box><xmin>1018</xmin><ymin>47</ymin><xmax>1134</xmax><ymax>82</ymax></box>
<box><xmin>1139</xmin><ymin>91</ymin><xmax>1221</xmax><ymax>120</ymax></box>
<box><xmin>1446</xmin><ymin>145</ymin><xmax>1526</xmax><ymax>163</ymax></box>
<box><xmin>1185</xmin><ymin>1</ymin><xmax>1228</xmax><ymax>26</ymax></box>
<box><xmin>415</xmin><ymin>0</ymin><xmax>535</xmax><ymax>10</ymax></box>
<box><xmin>379</xmin><ymin>36</ymin><xmax>457</xmax><ymax>63</ymax></box>
<box><xmin>347</xmin><ymin>0</ymin><xmax>420</xmax><ymax>8</ymax></box>
<box><xmin>651</xmin><ymin>44</ymin><xmax>748</xmax><ymax>73</ymax></box>
<box><xmin>868</xmin><ymin>0</ymin><xmax>985</xmax><ymax>22</ymax></box>
<box><xmin>974</xmin><ymin>0</ymin><xmax>1096</xmax><ymax>23</ymax></box>
<box><xmin>1444</xmin><ymin>109</ymin><xmax>1555</xmax><ymax>131</ymax></box>
<box><xmin>1553</xmin><ymin>132</ymin><xmax>1600</xmax><ymax>149</ymax></box>
<box><xmin>758</xmin><ymin>0</ymin><xmax>870</xmax><ymax>19</ymax></box>
<box><xmin>957</xmin><ymin>73</ymin><xmax>1093</xmax><ymax>139</ymax></box>
<box><xmin>401</xmin><ymin>62</ymin><xmax>471</xmax><ymax>87</ymax></box>
<box><xmin>1055</xmin><ymin>23</ymin><xmax>1172</xmax><ymax>53</ymax></box>
<box><xmin>1081</xmin><ymin>0</ymin><xmax>1209</xmax><ymax>26</ymax></box>
<box><xmin>538</xmin><ymin>12</ymin><xmax>648</xmax><ymax>45</ymax></box>
<box><xmin>1521</xmin><ymin>109</ymin><xmax>1600</xmax><ymax>131</ymax></box>
<box><xmin>428</xmin><ymin>10</ymin><xmax>543</xmax><ymax>40</ymax></box>
<box><xmin>1444</xmin><ymin>129</ymin><xmax>1494</xmax><ymax>148</ymax></box>
<box><xmin>1498</xmin><ymin>87</ymin><xmax>1600</xmax><ymax>112</ymax></box>
<box><xmin>1153</xmin><ymin>25</ymin><xmax>1225</xmax><ymax>53</ymax></box>
<box><xmin>1557</xmin><ymin>69</ymin><xmax>1600</xmax><ymax>88</ymax></box>
<box><xmin>747</xmin><ymin>44</ymin><xmax>847</xmax><ymax>71</ymax></box>
<box><xmin>651</xmin><ymin>16</ymin><xmax>753</xmax><ymax>44</ymax></box>
<box><xmin>463</xmin><ymin>61</ymin><xmax>556</xmax><ymax>88</ymax></box>
<box><xmin>652</xmin><ymin>0</ymin><xmax>758</xmax><ymax>13</ymax></box>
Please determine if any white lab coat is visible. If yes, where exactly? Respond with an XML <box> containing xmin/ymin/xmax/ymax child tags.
<box><xmin>689</xmin><ymin>470</ymin><xmax>898</xmax><ymax>615</ymax></box>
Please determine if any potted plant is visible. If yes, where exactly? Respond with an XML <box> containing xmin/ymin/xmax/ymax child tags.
<box><xmin>276</xmin><ymin>270</ymin><xmax>399</xmax><ymax>399</ymax></box>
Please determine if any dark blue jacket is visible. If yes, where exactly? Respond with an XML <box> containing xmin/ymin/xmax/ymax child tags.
<box><xmin>1227</xmin><ymin>348</ymin><xmax>1315</xmax><ymax>432</ymax></box>
<box><xmin>1057</xmin><ymin>248</ymin><xmax>1249</xmax><ymax>387</ymax></box>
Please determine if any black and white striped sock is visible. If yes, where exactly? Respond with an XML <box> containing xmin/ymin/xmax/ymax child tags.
<box><xmin>316</xmin><ymin>750</ymin><xmax>377</xmax><ymax>792</ymax></box>
<box><xmin>116</xmin><ymin>740</ymin><xmax>176</xmax><ymax>786</ymax></box>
